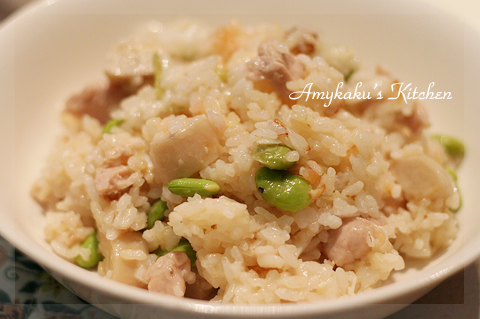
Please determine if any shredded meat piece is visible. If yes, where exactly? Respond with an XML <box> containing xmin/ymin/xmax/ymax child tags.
<box><xmin>322</xmin><ymin>217</ymin><xmax>383</xmax><ymax>267</ymax></box>
<box><xmin>185</xmin><ymin>271</ymin><xmax>217</xmax><ymax>300</ymax></box>
<box><xmin>249</xmin><ymin>40</ymin><xmax>305</xmax><ymax>103</ymax></box>
<box><xmin>381</xmin><ymin>195</ymin><xmax>406</xmax><ymax>216</ymax></box>
<box><xmin>285</xmin><ymin>27</ymin><xmax>318</xmax><ymax>55</ymax></box>
<box><xmin>395</xmin><ymin>103</ymin><xmax>430</xmax><ymax>134</ymax></box>
<box><xmin>143</xmin><ymin>251</ymin><xmax>196</xmax><ymax>297</ymax></box>
<box><xmin>95</xmin><ymin>165</ymin><xmax>136</xmax><ymax>196</ymax></box>
<box><xmin>212</xmin><ymin>21</ymin><xmax>246</xmax><ymax>62</ymax></box>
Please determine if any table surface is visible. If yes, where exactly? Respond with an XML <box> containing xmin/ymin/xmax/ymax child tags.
<box><xmin>1</xmin><ymin>0</ymin><xmax>479</xmax><ymax>318</ymax></box>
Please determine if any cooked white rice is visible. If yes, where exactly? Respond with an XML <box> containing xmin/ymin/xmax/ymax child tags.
<box><xmin>31</xmin><ymin>20</ymin><xmax>461</xmax><ymax>303</ymax></box>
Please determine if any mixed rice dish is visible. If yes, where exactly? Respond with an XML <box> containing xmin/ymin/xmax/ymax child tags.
<box><xmin>31</xmin><ymin>20</ymin><xmax>464</xmax><ymax>303</ymax></box>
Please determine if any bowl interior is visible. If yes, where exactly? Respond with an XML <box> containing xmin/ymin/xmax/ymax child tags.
<box><xmin>2</xmin><ymin>0</ymin><xmax>480</xmax><ymax>318</ymax></box>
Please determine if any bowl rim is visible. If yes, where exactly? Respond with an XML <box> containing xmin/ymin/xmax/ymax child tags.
<box><xmin>2</xmin><ymin>0</ymin><xmax>480</xmax><ymax>317</ymax></box>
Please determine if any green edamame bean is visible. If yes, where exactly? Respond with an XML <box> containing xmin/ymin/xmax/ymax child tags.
<box><xmin>217</xmin><ymin>68</ymin><xmax>229</xmax><ymax>83</ymax></box>
<box><xmin>255</xmin><ymin>167</ymin><xmax>311</xmax><ymax>212</ymax></box>
<box><xmin>171</xmin><ymin>239</ymin><xmax>197</xmax><ymax>268</ymax></box>
<box><xmin>146</xmin><ymin>199</ymin><xmax>168</xmax><ymax>229</ymax></box>
<box><xmin>103</xmin><ymin>118</ymin><xmax>125</xmax><ymax>134</ymax></box>
<box><xmin>432</xmin><ymin>134</ymin><xmax>465</xmax><ymax>158</ymax></box>
<box><xmin>154</xmin><ymin>238</ymin><xmax>197</xmax><ymax>268</ymax></box>
<box><xmin>446</xmin><ymin>167</ymin><xmax>462</xmax><ymax>213</ymax></box>
<box><xmin>75</xmin><ymin>231</ymin><xmax>103</xmax><ymax>269</ymax></box>
<box><xmin>168</xmin><ymin>178</ymin><xmax>220</xmax><ymax>197</ymax></box>
<box><xmin>446</xmin><ymin>167</ymin><xmax>457</xmax><ymax>182</ymax></box>
<box><xmin>344</xmin><ymin>69</ymin><xmax>355</xmax><ymax>82</ymax></box>
<box><xmin>152</xmin><ymin>52</ymin><xmax>164</xmax><ymax>100</ymax></box>
<box><xmin>252</xmin><ymin>144</ymin><xmax>297</xmax><ymax>170</ymax></box>
<box><xmin>450</xmin><ymin>185</ymin><xmax>462</xmax><ymax>213</ymax></box>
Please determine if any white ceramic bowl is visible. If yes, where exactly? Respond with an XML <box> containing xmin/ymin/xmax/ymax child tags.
<box><xmin>1</xmin><ymin>0</ymin><xmax>480</xmax><ymax>318</ymax></box>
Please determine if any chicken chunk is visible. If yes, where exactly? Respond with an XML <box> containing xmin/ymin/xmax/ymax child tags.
<box><xmin>95</xmin><ymin>165</ymin><xmax>136</xmax><ymax>196</ymax></box>
<box><xmin>249</xmin><ymin>40</ymin><xmax>305</xmax><ymax>103</ymax></box>
<box><xmin>105</xmin><ymin>40</ymin><xmax>157</xmax><ymax>80</ymax></box>
<box><xmin>66</xmin><ymin>40</ymin><xmax>158</xmax><ymax>124</ymax></box>
<box><xmin>391</xmin><ymin>154</ymin><xmax>454</xmax><ymax>201</ymax></box>
<box><xmin>322</xmin><ymin>217</ymin><xmax>382</xmax><ymax>267</ymax></box>
<box><xmin>65</xmin><ymin>82</ymin><xmax>133</xmax><ymax>124</ymax></box>
<box><xmin>143</xmin><ymin>251</ymin><xmax>196</xmax><ymax>297</ymax></box>
<box><xmin>104</xmin><ymin>40</ymin><xmax>158</xmax><ymax>89</ymax></box>
<box><xmin>98</xmin><ymin>231</ymin><xmax>149</xmax><ymax>288</ymax></box>
<box><xmin>149</xmin><ymin>115</ymin><xmax>222</xmax><ymax>186</ymax></box>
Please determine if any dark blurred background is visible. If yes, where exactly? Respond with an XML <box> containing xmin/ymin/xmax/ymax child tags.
<box><xmin>0</xmin><ymin>0</ymin><xmax>30</xmax><ymax>19</ymax></box>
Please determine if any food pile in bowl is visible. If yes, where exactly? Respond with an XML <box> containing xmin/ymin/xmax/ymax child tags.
<box><xmin>30</xmin><ymin>20</ymin><xmax>464</xmax><ymax>303</ymax></box>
